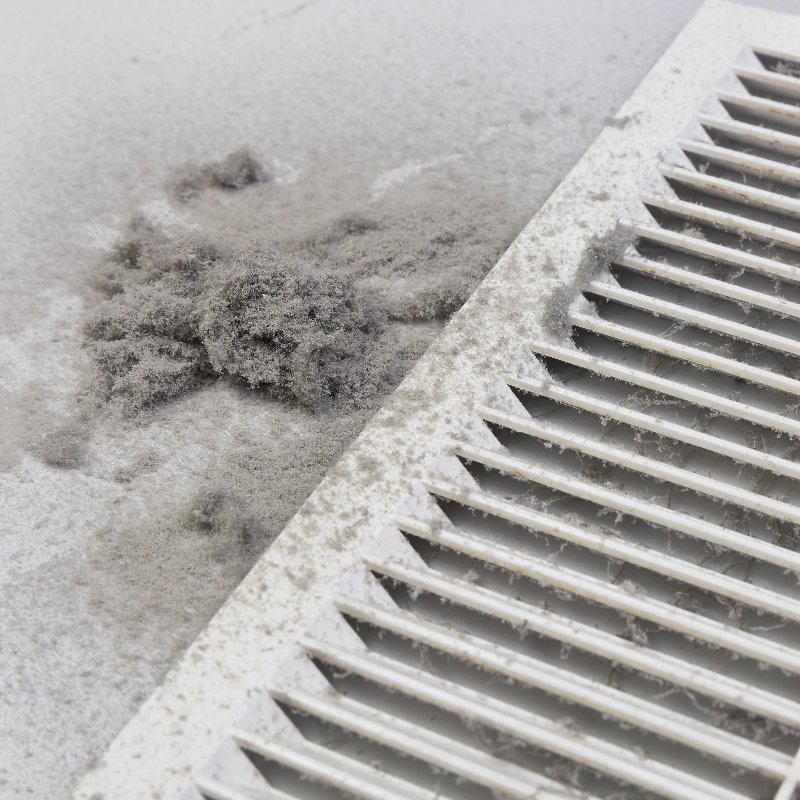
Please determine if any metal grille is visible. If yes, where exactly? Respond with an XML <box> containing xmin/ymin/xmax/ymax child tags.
<box><xmin>191</xmin><ymin>44</ymin><xmax>800</xmax><ymax>800</ymax></box>
<box><xmin>72</xmin><ymin>6</ymin><xmax>800</xmax><ymax>800</ymax></box>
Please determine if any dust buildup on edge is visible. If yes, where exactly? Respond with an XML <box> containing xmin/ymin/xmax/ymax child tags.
<box><xmin>85</xmin><ymin>220</ymin><xmax>388</xmax><ymax>415</ymax></box>
<box><xmin>169</xmin><ymin>147</ymin><xmax>268</xmax><ymax>202</ymax></box>
<box><xmin>542</xmin><ymin>222</ymin><xmax>637</xmax><ymax>338</ymax></box>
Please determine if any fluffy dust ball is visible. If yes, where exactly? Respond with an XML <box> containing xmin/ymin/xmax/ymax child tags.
<box><xmin>87</xmin><ymin>225</ymin><xmax>386</xmax><ymax>414</ymax></box>
<box><xmin>200</xmin><ymin>246</ymin><xmax>386</xmax><ymax>410</ymax></box>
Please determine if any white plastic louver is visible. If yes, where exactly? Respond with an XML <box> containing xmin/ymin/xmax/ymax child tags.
<box><xmin>73</xmin><ymin>2</ymin><xmax>800</xmax><ymax>799</ymax></box>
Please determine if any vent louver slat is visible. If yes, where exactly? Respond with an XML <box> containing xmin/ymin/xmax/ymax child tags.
<box><xmin>395</xmin><ymin>509</ymin><xmax>799</xmax><ymax>672</ymax></box>
<box><xmin>677</xmin><ymin>138</ymin><xmax>800</xmax><ymax>186</ymax></box>
<box><xmin>530</xmin><ymin>338</ymin><xmax>800</xmax><ymax>436</ymax></box>
<box><xmin>454</xmin><ymin>432</ymin><xmax>800</xmax><ymax>569</ymax></box>
<box><xmin>616</xmin><ymin>251</ymin><xmax>800</xmax><ymax>318</ymax></box>
<box><xmin>734</xmin><ymin>66</ymin><xmax>800</xmax><ymax>100</ymax></box>
<box><xmin>420</xmin><ymin>477</ymin><xmax>800</xmax><ymax>617</ymax></box>
<box><xmin>196</xmin><ymin>773</ymin><xmax>294</xmax><ymax>800</ymax></box>
<box><xmin>625</xmin><ymin>221</ymin><xmax>800</xmax><ymax>282</ymax></box>
<box><xmin>585</xmin><ymin>278</ymin><xmax>800</xmax><ymax>355</ymax></box>
<box><xmin>73</xmin><ymin>6</ymin><xmax>800</xmax><ymax>799</ymax></box>
<box><xmin>571</xmin><ymin>310</ymin><xmax>800</xmax><ymax>393</ymax></box>
<box><xmin>660</xmin><ymin>163</ymin><xmax>800</xmax><ymax>218</ymax></box>
<box><xmin>505</xmin><ymin>373</ymin><xmax>800</xmax><ymax>479</ymax></box>
<box><xmin>640</xmin><ymin>194</ymin><xmax>800</xmax><ymax>251</ymax></box>
<box><xmin>697</xmin><ymin>112</ymin><xmax>800</xmax><ymax>155</ymax></box>
<box><xmin>231</xmin><ymin>731</ymin><xmax>453</xmax><ymax>800</ymax></box>
<box><xmin>481</xmin><ymin>402</ymin><xmax>800</xmax><ymax>520</ymax></box>
<box><xmin>272</xmin><ymin>668</ymin><xmax>588</xmax><ymax>800</ymax></box>
<box><xmin>715</xmin><ymin>90</ymin><xmax>800</xmax><ymax>125</ymax></box>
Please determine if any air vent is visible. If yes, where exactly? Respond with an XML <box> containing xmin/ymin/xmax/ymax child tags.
<box><xmin>73</xmin><ymin>3</ymin><xmax>800</xmax><ymax>800</ymax></box>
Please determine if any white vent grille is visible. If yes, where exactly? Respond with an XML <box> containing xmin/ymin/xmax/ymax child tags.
<box><xmin>73</xmin><ymin>3</ymin><xmax>800</xmax><ymax>800</ymax></box>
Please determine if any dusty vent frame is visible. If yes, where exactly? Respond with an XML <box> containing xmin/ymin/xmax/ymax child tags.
<box><xmin>74</xmin><ymin>2</ymin><xmax>800</xmax><ymax>798</ymax></box>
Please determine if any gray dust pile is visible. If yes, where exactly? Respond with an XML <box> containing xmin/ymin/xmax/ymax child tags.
<box><xmin>86</xmin><ymin>218</ymin><xmax>388</xmax><ymax>415</ymax></box>
<box><xmin>44</xmin><ymin>147</ymin><xmax>519</xmax><ymax>662</ymax></box>
<box><xmin>83</xmin><ymin>149</ymin><xmax>501</xmax><ymax>423</ymax></box>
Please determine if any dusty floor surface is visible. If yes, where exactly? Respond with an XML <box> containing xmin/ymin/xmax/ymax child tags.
<box><xmin>1</xmin><ymin>0</ymin><xmax>798</xmax><ymax>797</ymax></box>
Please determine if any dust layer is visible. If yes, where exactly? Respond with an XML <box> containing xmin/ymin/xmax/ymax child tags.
<box><xmin>80</xmin><ymin>148</ymin><xmax>505</xmax><ymax>422</ymax></box>
<box><xmin>26</xmin><ymin>147</ymin><xmax>527</xmax><ymax>723</ymax></box>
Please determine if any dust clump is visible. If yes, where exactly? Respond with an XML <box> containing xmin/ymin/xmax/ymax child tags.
<box><xmin>112</xmin><ymin>449</ymin><xmax>160</xmax><ymax>483</ymax></box>
<box><xmin>33</xmin><ymin>414</ymin><xmax>92</xmax><ymax>469</ymax></box>
<box><xmin>581</xmin><ymin>223</ymin><xmax>637</xmax><ymax>273</ymax></box>
<box><xmin>84</xmin><ymin>199</ymin><xmax>510</xmax><ymax>415</ymax></box>
<box><xmin>542</xmin><ymin>223</ymin><xmax>636</xmax><ymax>338</ymax></box>
<box><xmin>72</xmin><ymin>167</ymin><xmax>521</xmax><ymax>662</ymax></box>
<box><xmin>85</xmin><ymin>220</ymin><xmax>388</xmax><ymax>415</ymax></box>
<box><xmin>200</xmin><ymin>246</ymin><xmax>387</xmax><ymax>410</ymax></box>
<box><xmin>190</xmin><ymin>487</ymin><xmax>267</xmax><ymax>548</ymax></box>
<box><xmin>91</xmin><ymin>337</ymin><xmax>212</xmax><ymax>416</ymax></box>
<box><xmin>313</xmin><ymin>213</ymin><xmax>381</xmax><ymax>244</ymax></box>
<box><xmin>169</xmin><ymin>147</ymin><xmax>268</xmax><ymax>202</ymax></box>
<box><xmin>606</xmin><ymin>112</ymin><xmax>642</xmax><ymax>130</ymax></box>
<box><xmin>89</xmin><ymin>213</ymin><xmax>218</xmax><ymax>297</ymax></box>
